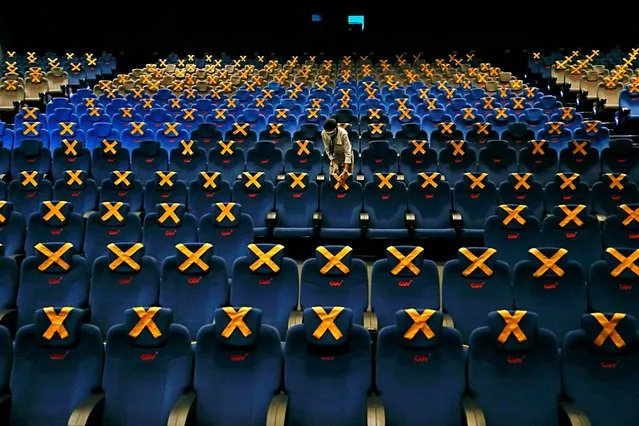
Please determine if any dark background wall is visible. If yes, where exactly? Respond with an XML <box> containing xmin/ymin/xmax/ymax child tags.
<box><xmin>1</xmin><ymin>0</ymin><xmax>634</xmax><ymax>65</ymax></box>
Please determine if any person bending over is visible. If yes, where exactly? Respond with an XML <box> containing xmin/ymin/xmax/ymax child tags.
<box><xmin>321</xmin><ymin>118</ymin><xmax>354</xmax><ymax>178</ymax></box>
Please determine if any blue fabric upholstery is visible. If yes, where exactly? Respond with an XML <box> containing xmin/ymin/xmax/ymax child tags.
<box><xmin>407</xmin><ymin>172</ymin><xmax>456</xmax><ymax>240</ymax></box>
<box><xmin>398</xmin><ymin>142</ymin><xmax>438</xmax><ymax>183</ymax></box>
<box><xmin>588</xmin><ymin>248</ymin><xmax>639</xmax><ymax>320</ymax></box>
<box><xmin>544</xmin><ymin>173</ymin><xmax>591</xmax><ymax>213</ymax></box>
<box><xmin>84</xmin><ymin>202</ymin><xmax>142</xmax><ymax>266</ymax></box>
<box><xmin>53</xmin><ymin>170</ymin><xmax>99</xmax><ymax>215</ymax></box>
<box><xmin>207</xmin><ymin>140</ymin><xmax>246</xmax><ymax>183</ymax></box>
<box><xmin>499</xmin><ymin>173</ymin><xmax>545</xmax><ymax>220</ymax></box>
<box><xmin>169</xmin><ymin>141</ymin><xmax>207</xmax><ymax>183</ymax></box>
<box><xmin>319</xmin><ymin>175</ymin><xmax>363</xmax><ymax>238</ymax></box>
<box><xmin>51</xmin><ymin>140</ymin><xmax>91</xmax><ymax>181</ymax></box>
<box><xmin>131</xmin><ymin>140</ymin><xmax>169</xmax><ymax>184</ymax></box>
<box><xmin>11</xmin><ymin>139</ymin><xmax>51</xmax><ymax>177</ymax></box>
<box><xmin>518</xmin><ymin>140</ymin><xmax>558</xmax><ymax>185</ymax></box>
<box><xmin>284</xmin><ymin>141</ymin><xmax>323</xmax><ymax>179</ymax></box>
<box><xmin>453</xmin><ymin>172</ymin><xmax>498</xmax><ymax>237</ymax></box>
<box><xmin>142</xmin><ymin>203</ymin><xmax>198</xmax><ymax>262</ymax></box>
<box><xmin>603</xmin><ymin>203</ymin><xmax>639</xmax><ymax>249</ymax></box>
<box><xmin>0</xmin><ymin>201</ymin><xmax>26</xmax><ymax>256</ymax></box>
<box><xmin>364</xmin><ymin>173</ymin><xmax>408</xmax><ymax>238</ymax></box>
<box><xmin>25</xmin><ymin>201</ymin><xmax>84</xmax><ymax>255</ymax></box>
<box><xmin>187</xmin><ymin>172</ymin><xmax>232</xmax><ymax>222</ymax></box>
<box><xmin>90</xmin><ymin>139</ymin><xmax>131</xmax><ymax>185</ymax></box>
<box><xmin>273</xmin><ymin>172</ymin><xmax>318</xmax><ymax>238</ymax></box>
<box><xmin>99</xmin><ymin>171</ymin><xmax>144</xmax><ymax>212</ymax></box>
<box><xmin>601</xmin><ymin>138</ymin><xmax>639</xmax><ymax>183</ymax></box>
<box><xmin>484</xmin><ymin>204</ymin><xmax>541</xmax><ymax>268</ymax></box>
<box><xmin>592</xmin><ymin>173</ymin><xmax>639</xmax><ymax>216</ymax></box>
<box><xmin>143</xmin><ymin>171</ymin><xmax>188</xmax><ymax>213</ymax></box>
<box><xmin>8</xmin><ymin>171</ymin><xmax>53</xmax><ymax>219</ymax></box>
<box><xmin>558</xmin><ymin>140</ymin><xmax>600</xmax><ymax>186</ymax></box>
<box><xmin>0</xmin><ymin>325</ymin><xmax>11</xmax><ymax>394</ymax></box>
<box><xmin>360</xmin><ymin>141</ymin><xmax>398</xmax><ymax>182</ymax></box>
<box><xmin>232</xmin><ymin>172</ymin><xmax>274</xmax><ymax>237</ymax></box>
<box><xmin>477</xmin><ymin>140</ymin><xmax>518</xmax><ymax>185</ymax></box>
<box><xmin>439</xmin><ymin>140</ymin><xmax>478</xmax><ymax>185</ymax></box>
<box><xmin>246</xmin><ymin>141</ymin><xmax>284</xmax><ymax>182</ymax></box>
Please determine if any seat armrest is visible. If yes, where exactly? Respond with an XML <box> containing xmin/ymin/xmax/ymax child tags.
<box><xmin>366</xmin><ymin>394</ymin><xmax>385</xmax><ymax>426</ymax></box>
<box><xmin>267</xmin><ymin>211</ymin><xmax>278</xmax><ymax>226</ymax></box>
<box><xmin>0</xmin><ymin>394</ymin><xmax>10</xmax><ymax>425</ymax></box>
<box><xmin>67</xmin><ymin>393</ymin><xmax>105</xmax><ymax>426</ymax></box>
<box><xmin>83</xmin><ymin>210</ymin><xmax>96</xmax><ymax>220</ymax></box>
<box><xmin>316</xmin><ymin>174</ymin><xmax>326</xmax><ymax>183</ymax></box>
<box><xmin>443</xmin><ymin>313</ymin><xmax>455</xmax><ymax>328</ymax></box>
<box><xmin>360</xmin><ymin>212</ymin><xmax>369</xmax><ymax>228</ymax></box>
<box><xmin>451</xmin><ymin>212</ymin><xmax>462</xmax><ymax>222</ymax></box>
<box><xmin>405</xmin><ymin>212</ymin><xmax>415</xmax><ymax>229</ymax></box>
<box><xmin>363</xmin><ymin>311</ymin><xmax>378</xmax><ymax>331</ymax></box>
<box><xmin>462</xmin><ymin>395</ymin><xmax>486</xmax><ymax>426</ymax></box>
<box><xmin>167</xmin><ymin>391</ymin><xmax>196</xmax><ymax>426</ymax></box>
<box><xmin>288</xmin><ymin>310</ymin><xmax>303</xmax><ymax>329</ymax></box>
<box><xmin>266</xmin><ymin>392</ymin><xmax>288</xmax><ymax>426</ymax></box>
<box><xmin>276</xmin><ymin>174</ymin><xmax>285</xmax><ymax>182</ymax></box>
<box><xmin>0</xmin><ymin>309</ymin><xmax>17</xmax><ymax>333</ymax></box>
<box><xmin>313</xmin><ymin>211</ymin><xmax>322</xmax><ymax>226</ymax></box>
<box><xmin>397</xmin><ymin>174</ymin><xmax>404</xmax><ymax>182</ymax></box>
<box><xmin>356</xmin><ymin>174</ymin><xmax>365</xmax><ymax>182</ymax></box>
<box><xmin>595</xmin><ymin>214</ymin><xmax>605</xmax><ymax>223</ymax></box>
<box><xmin>559</xmin><ymin>401</ymin><xmax>591</xmax><ymax>426</ymax></box>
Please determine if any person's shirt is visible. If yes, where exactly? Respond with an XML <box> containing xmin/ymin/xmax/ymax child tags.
<box><xmin>320</xmin><ymin>127</ymin><xmax>353</xmax><ymax>164</ymax></box>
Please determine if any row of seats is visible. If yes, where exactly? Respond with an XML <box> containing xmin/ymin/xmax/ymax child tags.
<box><xmin>0</xmin><ymin>306</ymin><xmax>635</xmax><ymax>426</ymax></box>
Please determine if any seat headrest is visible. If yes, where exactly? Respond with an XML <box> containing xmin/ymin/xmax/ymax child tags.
<box><xmin>138</xmin><ymin>140</ymin><xmax>160</xmax><ymax>156</ymax></box>
<box><xmin>386</xmin><ymin>246</ymin><xmax>425</xmax><ymax>277</ymax></box>
<box><xmin>107</xmin><ymin>242</ymin><xmax>145</xmax><ymax>273</ymax></box>
<box><xmin>20</xmin><ymin>138</ymin><xmax>43</xmax><ymax>156</ymax></box>
<box><xmin>34</xmin><ymin>307</ymin><xmax>84</xmax><ymax>348</ymax></box>
<box><xmin>315</xmin><ymin>246</ymin><xmax>354</xmax><ymax>277</ymax></box>
<box><xmin>457</xmin><ymin>247</ymin><xmax>498</xmax><ymax>278</ymax></box>
<box><xmin>155</xmin><ymin>203</ymin><xmax>186</xmax><ymax>227</ymax></box>
<box><xmin>216</xmin><ymin>140</ymin><xmax>236</xmax><ymax>157</ymax></box>
<box><xmin>396</xmin><ymin>309</ymin><xmax>443</xmax><ymax>349</ymax></box>
<box><xmin>241</xmin><ymin>172</ymin><xmax>266</xmax><ymax>191</ymax></box>
<box><xmin>293</xmin><ymin>140</ymin><xmax>313</xmax><ymax>158</ymax></box>
<box><xmin>198</xmin><ymin>171</ymin><xmax>221</xmax><ymax>190</ymax></box>
<box><xmin>64</xmin><ymin>170</ymin><xmax>87</xmax><ymax>189</ymax></box>
<box><xmin>213</xmin><ymin>307</ymin><xmax>261</xmax><ymax>348</ymax></box>
<box><xmin>373</xmin><ymin>172</ymin><xmax>397</xmax><ymax>191</ymax></box>
<box><xmin>243</xmin><ymin>108</ymin><xmax>259</xmax><ymax>121</ymax></box>
<box><xmin>212</xmin><ymin>202</ymin><xmax>241</xmax><ymax>228</ymax></box>
<box><xmin>582</xmin><ymin>313</ymin><xmax>636</xmax><ymax>355</ymax></box>
<box><xmin>154</xmin><ymin>171</ymin><xmax>178</xmax><ymax>189</ymax></box>
<box><xmin>507</xmin><ymin>172</ymin><xmax>534</xmax><ymax>192</ymax></box>
<box><xmin>553</xmin><ymin>172</ymin><xmax>581</xmax><ymax>190</ymax></box>
<box><xmin>402</xmin><ymin>122</ymin><xmax>421</xmax><ymax>137</ymax></box>
<box><xmin>99</xmin><ymin>202</ymin><xmax>130</xmax><ymax>225</ymax></box>
<box><xmin>246</xmin><ymin>243</ymin><xmax>285</xmax><ymax>275</ymax></box>
<box><xmin>284</xmin><ymin>172</ymin><xmax>310</xmax><ymax>192</ymax></box>
<box><xmin>40</xmin><ymin>200</ymin><xmax>73</xmax><ymax>226</ymax></box>
<box><xmin>100</xmin><ymin>139</ymin><xmax>121</xmax><ymax>157</ymax></box>
<box><xmin>486</xmin><ymin>139</ymin><xmax>509</xmax><ymax>152</ymax></box>
<box><xmin>110</xmin><ymin>170</ymin><xmax>135</xmax><ymax>189</ymax></box>
<box><xmin>495</xmin><ymin>204</ymin><xmax>530</xmax><ymax>229</ymax></box>
<box><xmin>463</xmin><ymin>172</ymin><xmax>490</xmax><ymax>192</ymax></box>
<box><xmin>428</xmin><ymin>108</ymin><xmax>446</xmax><ymax>121</ymax></box>
<box><xmin>616</xmin><ymin>204</ymin><xmax>639</xmax><ymax>229</ymax></box>
<box><xmin>53</xmin><ymin>107</ymin><xmax>73</xmax><ymax>121</ymax></box>
<box><xmin>604</xmin><ymin>247</ymin><xmax>639</xmax><ymax>279</ymax></box>
<box><xmin>506</xmin><ymin>122</ymin><xmax>530</xmax><ymax>137</ymax></box>
<box><xmin>303</xmin><ymin>306</ymin><xmax>353</xmax><ymax>348</ymax></box>
<box><xmin>61</xmin><ymin>139</ymin><xmax>83</xmax><ymax>157</ymax></box>
<box><xmin>253</xmin><ymin>140</ymin><xmax>276</xmax><ymax>155</ymax></box>
<box><xmin>582</xmin><ymin>120</ymin><xmax>602</xmax><ymax>134</ymax></box>
<box><xmin>148</xmin><ymin>108</ymin><xmax>167</xmax><ymax>119</ymax></box>
<box><xmin>524</xmin><ymin>108</ymin><xmax>545</xmax><ymax>121</ymax></box>
<box><xmin>416</xmin><ymin>172</ymin><xmax>443</xmax><ymax>192</ymax></box>
<box><xmin>0</xmin><ymin>201</ymin><xmax>13</xmax><ymax>225</ymax></box>
<box><xmin>329</xmin><ymin>172</ymin><xmax>354</xmax><ymax>191</ymax></box>
<box><xmin>487</xmin><ymin>310</ymin><xmax>539</xmax><ymax>353</ymax></box>
<box><xmin>19</xmin><ymin>170</ymin><xmax>43</xmax><ymax>190</ymax></box>
<box><xmin>527</xmin><ymin>247</ymin><xmax>569</xmax><ymax>279</ymax></box>
<box><xmin>602</xmin><ymin>173</ymin><xmax>628</xmax><ymax>192</ymax></box>
<box><xmin>175</xmin><ymin>242</ymin><xmax>213</xmax><ymax>274</ymax></box>
<box><xmin>125</xmin><ymin>307</ymin><xmax>173</xmax><ymax>348</ymax></box>
<box><xmin>609</xmin><ymin>138</ymin><xmax>633</xmax><ymax>154</ymax></box>
<box><xmin>552</xmin><ymin>204</ymin><xmax>588</xmax><ymax>229</ymax></box>
<box><xmin>34</xmin><ymin>242</ymin><xmax>75</xmax><ymax>273</ymax></box>
<box><xmin>368</xmin><ymin>140</ymin><xmax>390</xmax><ymax>155</ymax></box>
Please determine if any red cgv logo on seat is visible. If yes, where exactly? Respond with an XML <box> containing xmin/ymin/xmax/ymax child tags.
<box><xmin>48</xmin><ymin>277</ymin><xmax>63</xmax><ymax>285</ymax></box>
<box><xmin>141</xmin><ymin>351</ymin><xmax>158</xmax><ymax>361</ymax></box>
<box><xmin>222</xmin><ymin>159</ymin><xmax>231</xmax><ymax>164</ymax></box>
<box><xmin>108</xmin><ymin>229</ymin><xmax>121</xmax><ymax>236</ymax></box>
<box><xmin>413</xmin><ymin>354</ymin><xmax>430</xmax><ymax>362</ymax></box>
<box><xmin>221</xmin><ymin>230</ymin><xmax>232</xmax><ymax>236</ymax></box>
<box><xmin>50</xmin><ymin>352</ymin><xmax>68</xmax><ymax>360</ymax></box>
<box><xmin>258</xmin><ymin>278</ymin><xmax>272</xmax><ymax>285</ymax></box>
<box><xmin>337</xmin><ymin>193</ymin><xmax>346</xmax><ymax>199</ymax></box>
<box><xmin>329</xmin><ymin>280</ymin><xmax>343</xmax><ymax>287</ymax></box>
<box><xmin>398</xmin><ymin>280</ymin><xmax>413</xmax><ymax>287</ymax></box>
<box><xmin>562</xmin><ymin>195</ymin><xmax>573</xmax><ymax>201</ymax></box>
<box><xmin>381</xmin><ymin>194</ymin><xmax>390</xmax><ymax>200</ymax></box>
<box><xmin>248</xmin><ymin>193</ymin><xmax>257</xmax><ymax>198</ymax></box>
<box><xmin>293</xmin><ymin>193</ymin><xmax>302</xmax><ymax>198</ymax></box>
<box><xmin>230</xmin><ymin>353</ymin><xmax>249</xmax><ymax>361</ymax></box>
<box><xmin>27</xmin><ymin>193</ymin><xmax>35</xmax><ymax>198</ymax></box>
<box><xmin>165</xmin><ymin>230</ymin><xmax>177</xmax><ymax>237</ymax></box>
<box><xmin>320</xmin><ymin>356</ymin><xmax>334</xmax><ymax>361</ymax></box>
<box><xmin>119</xmin><ymin>277</ymin><xmax>132</xmax><ymax>285</ymax></box>
<box><xmin>71</xmin><ymin>192</ymin><xmax>80</xmax><ymax>197</ymax></box>
<box><xmin>619</xmin><ymin>283</ymin><xmax>633</xmax><ymax>291</ymax></box>
<box><xmin>507</xmin><ymin>355</ymin><xmax>525</xmax><ymax>364</ymax></box>
<box><xmin>601</xmin><ymin>360</ymin><xmax>618</xmax><ymax>368</ymax></box>
<box><xmin>470</xmin><ymin>194</ymin><xmax>480</xmax><ymax>199</ymax></box>
<box><xmin>145</xmin><ymin>158</ymin><xmax>153</xmax><ymax>163</ymax></box>
<box><xmin>565</xmin><ymin>232</ymin><xmax>578</xmax><ymax>239</ymax></box>
<box><xmin>117</xmin><ymin>191</ymin><xmax>128</xmax><ymax>197</ymax></box>
<box><xmin>470</xmin><ymin>282</ymin><xmax>484</xmax><ymax>289</ymax></box>
<box><xmin>260</xmin><ymin>159</ymin><xmax>269</xmax><ymax>164</ymax></box>
<box><xmin>612</xmin><ymin>195</ymin><xmax>620</xmax><ymax>201</ymax></box>
<box><xmin>187</xmin><ymin>277</ymin><xmax>202</xmax><ymax>285</ymax></box>
<box><xmin>515</xmin><ymin>195</ymin><xmax>525</xmax><ymax>200</ymax></box>
<box><xmin>50</xmin><ymin>229</ymin><xmax>63</xmax><ymax>235</ymax></box>
<box><xmin>507</xmin><ymin>233</ymin><xmax>519</xmax><ymax>239</ymax></box>
<box><xmin>629</xmin><ymin>233</ymin><xmax>639</xmax><ymax>239</ymax></box>
<box><xmin>161</xmin><ymin>193</ymin><xmax>171</xmax><ymax>198</ymax></box>
<box><xmin>425</xmin><ymin>194</ymin><xmax>434</xmax><ymax>199</ymax></box>
<box><xmin>299</xmin><ymin>159</ymin><xmax>308</xmax><ymax>164</ymax></box>
<box><xmin>544</xmin><ymin>282</ymin><xmax>558</xmax><ymax>289</ymax></box>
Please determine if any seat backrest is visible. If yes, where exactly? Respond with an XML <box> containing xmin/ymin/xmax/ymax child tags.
<box><xmin>364</xmin><ymin>173</ymin><xmax>407</xmax><ymax>230</ymax></box>
<box><xmin>208</xmin><ymin>140</ymin><xmax>246</xmax><ymax>182</ymax></box>
<box><xmin>198</xmin><ymin>202</ymin><xmax>254</xmax><ymax>278</ymax></box>
<box><xmin>89</xmin><ymin>243</ymin><xmax>160</xmax><ymax>335</ymax></box>
<box><xmin>103</xmin><ymin>307</ymin><xmax>191</xmax><ymax>425</ymax></box>
<box><xmin>11</xmin><ymin>307</ymin><xmax>103</xmax><ymax>425</ymax></box>
<box><xmin>592</xmin><ymin>173</ymin><xmax>639</xmax><ymax>216</ymax></box>
<box><xmin>541</xmin><ymin>204</ymin><xmax>602</xmax><ymax>268</ymax></box>
<box><xmin>99</xmin><ymin>170</ymin><xmax>144</xmax><ymax>212</ymax></box>
<box><xmin>484</xmin><ymin>204</ymin><xmax>541</xmax><ymax>268</ymax></box>
<box><xmin>588</xmin><ymin>247</ymin><xmax>639</xmax><ymax>319</ymax></box>
<box><xmin>131</xmin><ymin>140</ymin><xmax>169</xmax><ymax>184</ymax></box>
<box><xmin>90</xmin><ymin>139</ymin><xmax>130</xmax><ymax>183</ymax></box>
<box><xmin>187</xmin><ymin>172</ymin><xmax>231</xmax><ymax>221</ymax></box>
<box><xmin>0</xmin><ymin>324</ymin><xmax>10</xmax><ymax>393</ymax></box>
<box><xmin>442</xmin><ymin>247</ymin><xmax>513</xmax><ymax>342</ymax></box>
<box><xmin>371</xmin><ymin>246</ymin><xmax>439</xmax><ymax>328</ymax></box>
<box><xmin>194</xmin><ymin>307</ymin><xmax>282</xmax><ymax>425</ymax></box>
<box><xmin>18</xmin><ymin>242</ymin><xmax>90</xmax><ymax>327</ymax></box>
<box><xmin>142</xmin><ymin>203</ymin><xmax>198</xmax><ymax>262</ymax></box>
<box><xmin>376</xmin><ymin>309</ymin><xmax>465</xmax><ymax>426</ymax></box>
<box><xmin>284</xmin><ymin>140</ymin><xmax>323</xmax><ymax>178</ymax></box>
<box><xmin>143</xmin><ymin>171</ymin><xmax>188</xmax><ymax>213</ymax></box>
<box><xmin>453</xmin><ymin>172</ymin><xmax>498</xmax><ymax>229</ymax></box>
<box><xmin>275</xmin><ymin>172</ymin><xmax>319</xmax><ymax>229</ymax></box>
<box><xmin>25</xmin><ymin>200</ymin><xmax>84</xmax><ymax>255</ymax></box>
<box><xmin>231</xmin><ymin>243</ymin><xmax>299</xmax><ymax>337</ymax></box>
<box><xmin>245</xmin><ymin>141</ymin><xmax>284</xmax><ymax>182</ymax></box>
<box><xmin>284</xmin><ymin>307</ymin><xmax>371</xmax><ymax>426</ymax></box>
<box><xmin>231</xmin><ymin>172</ymin><xmax>275</xmax><ymax>230</ymax></box>
<box><xmin>52</xmin><ymin>139</ymin><xmax>91</xmax><ymax>181</ymax></box>
<box><xmin>468</xmin><ymin>310</ymin><xmax>560</xmax><ymax>426</ymax></box>
<box><xmin>169</xmin><ymin>140</ymin><xmax>207</xmax><ymax>183</ymax></box>
<box><xmin>603</xmin><ymin>203</ymin><xmax>639</xmax><ymax>249</ymax></box>
<box><xmin>11</xmin><ymin>139</ymin><xmax>52</xmax><ymax>177</ymax></box>
<box><xmin>501</xmin><ymin>122</ymin><xmax>535</xmax><ymax>151</ymax></box>
<box><xmin>398</xmin><ymin>141</ymin><xmax>438</xmax><ymax>182</ymax></box>
<box><xmin>477</xmin><ymin>140</ymin><xmax>517</xmax><ymax>184</ymax></box>
<box><xmin>544</xmin><ymin>172</ymin><xmax>591</xmax><ymax>212</ymax></box>
<box><xmin>160</xmin><ymin>243</ymin><xmax>228</xmax><ymax>339</ymax></box>
<box><xmin>319</xmin><ymin>174</ymin><xmax>363</xmax><ymax>229</ymax></box>
<box><xmin>84</xmin><ymin>202</ymin><xmax>142</xmax><ymax>265</ymax></box>
<box><xmin>0</xmin><ymin>201</ymin><xmax>26</xmax><ymax>256</ymax></box>
<box><xmin>558</xmin><ymin>140</ymin><xmax>600</xmax><ymax>185</ymax></box>
<box><xmin>601</xmin><ymin>138</ymin><xmax>639</xmax><ymax>181</ymax></box>
<box><xmin>498</xmin><ymin>172</ymin><xmax>545</xmax><ymax>219</ymax></box>
<box><xmin>562</xmin><ymin>313</ymin><xmax>639</xmax><ymax>426</ymax></box>
<box><xmin>407</xmin><ymin>172</ymin><xmax>452</xmax><ymax>231</ymax></box>
<box><xmin>190</xmin><ymin>123</ymin><xmax>223</xmax><ymax>153</ymax></box>
<box><xmin>53</xmin><ymin>170</ymin><xmax>99</xmax><ymax>214</ymax></box>
<box><xmin>513</xmin><ymin>247</ymin><xmax>587</xmax><ymax>340</ymax></box>
<box><xmin>360</xmin><ymin>141</ymin><xmax>398</xmax><ymax>181</ymax></box>
<box><xmin>300</xmin><ymin>246</ymin><xmax>368</xmax><ymax>324</ymax></box>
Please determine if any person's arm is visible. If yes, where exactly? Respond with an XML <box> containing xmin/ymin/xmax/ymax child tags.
<box><xmin>320</xmin><ymin>132</ymin><xmax>333</xmax><ymax>162</ymax></box>
<box><xmin>342</xmin><ymin>130</ymin><xmax>353</xmax><ymax>174</ymax></box>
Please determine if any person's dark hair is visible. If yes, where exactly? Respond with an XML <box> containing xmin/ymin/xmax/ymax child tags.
<box><xmin>323</xmin><ymin>118</ymin><xmax>337</xmax><ymax>132</ymax></box>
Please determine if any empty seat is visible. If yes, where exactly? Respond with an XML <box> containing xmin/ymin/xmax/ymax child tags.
<box><xmin>601</xmin><ymin>138</ymin><xmax>639</xmax><ymax>182</ymax></box>
<box><xmin>537</xmin><ymin>121</ymin><xmax>573</xmax><ymax>151</ymax></box>
<box><xmin>25</xmin><ymin>201</ymin><xmax>84</xmax><ymax>255</ymax></box>
<box><xmin>102</xmin><ymin>307</ymin><xmax>191</xmax><ymax>425</ymax></box>
<box><xmin>284</xmin><ymin>307</ymin><xmax>371</xmax><ymax>426</ymax></box>
<box><xmin>318</xmin><ymin>174</ymin><xmax>363</xmax><ymax>239</ymax></box>
<box><xmin>51</xmin><ymin>139</ymin><xmax>91</xmax><ymax>181</ymax></box>
<box><xmin>393</xmin><ymin>122</ymin><xmax>428</xmax><ymax>152</ymax></box>
<box><xmin>376</xmin><ymin>309</ymin><xmax>465</xmax><ymax>426</ymax></box>
<box><xmin>513</xmin><ymin>247</ymin><xmax>587</xmax><ymax>340</ymax></box>
<box><xmin>300</xmin><ymin>246</ymin><xmax>368</xmax><ymax>324</ymax></box>
<box><xmin>499</xmin><ymin>172</ymin><xmax>545</xmax><ymax>219</ymax></box>
<box><xmin>371</xmin><ymin>246</ymin><xmax>440</xmax><ymax>328</ymax></box>
<box><xmin>155</xmin><ymin>122</ymin><xmax>189</xmax><ymax>150</ymax></box>
<box><xmin>501</xmin><ymin>122</ymin><xmax>535</xmax><ymax>152</ymax></box>
<box><xmin>10</xmin><ymin>307</ymin><xmax>103</xmax><ymax>426</ymax></box>
<box><xmin>360</xmin><ymin>123</ymin><xmax>394</xmax><ymax>150</ymax></box>
<box><xmin>232</xmin><ymin>172</ymin><xmax>274</xmax><ymax>238</ymax></box>
<box><xmin>398</xmin><ymin>141</ymin><xmax>438</xmax><ymax>183</ymax></box>
<box><xmin>466</xmin><ymin>122</ymin><xmax>500</xmax><ymax>147</ymax></box>
<box><xmin>453</xmin><ymin>172</ymin><xmax>498</xmax><ymax>238</ymax></box>
<box><xmin>562</xmin><ymin>313</ymin><xmax>639</xmax><ymax>425</ymax></box>
<box><xmin>284</xmin><ymin>140</ymin><xmax>323</xmax><ymax>178</ymax></box>
<box><xmin>160</xmin><ymin>243</ymin><xmax>228</xmax><ymax>339</ymax></box>
<box><xmin>11</xmin><ymin>139</ymin><xmax>51</xmax><ymax>177</ymax></box>
<box><xmin>541</xmin><ymin>204</ymin><xmax>602</xmax><ymax>269</ymax></box>
<box><xmin>592</xmin><ymin>173</ymin><xmax>639</xmax><ymax>217</ymax></box>
<box><xmin>273</xmin><ymin>172</ymin><xmax>319</xmax><ymax>238</ymax></box>
<box><xmin>49</xmin><ymin>122</ymin><xmax>85</xmax><ymax>151</ymax></box>
<box><xmin>0</xmin><ymin>201</ymin><xmax>26</xmax><ymax>256</ymax></box>
<box><xmin>558</xmin><ymin>140</ymin><xmax>601</xmax><ymax>185</ymax></box>
<box><xmin>442</xmin><ymin>247</ymin><xmax>513</xmax><ymax>342</ymax></box>
<box><xmin>208</xmin><ymin>140</ymin><xmax>245</xmax><ymax>183</ymax></box>
<box><xmin>468</xmin><ymin>310</ymin><xmax>561</xmax><ymax>426</ymax></box>
<box><xmin>360</xmin><ymin>141</ymin><xmax>398</xmax><ymax>182</ymax></box>
<box><xmin>198</xmin><ymin>202</ymin><xmax>254</xmax><ymax>279</ymax></box>
<box><xmin>90</xmin><ymin>139</ymin><xmax>130</xmax><ymax>185</ymax></box>
<box><xmin>224</xmin><ymin>122</ymin><xmax>258</xmax><ymax>149</ymax></box>
<box><xmin>485</xmin><ymin>205</ymin><xmax>541</xmax><ymax>268</ymax></box>
<box><xmin>142</xmin><ymin>203</ymin><xmax>198</xmax><ymax>262</ymax></box>
<box><xmin>84</xmin><ymin>202</ymin><xmax>142</xmax><ymax>266</ymax></box>
<box><xmin>120</xmin><ymin>121</ymin><xmax>154</xmax><ymax>150</ymax></box>
<box><xmin>363</xmin><ymin>172</ymin><xmax>408</xmax><ymax>238</ymax></box>
<box><xmin>231</xmin><ymin>243</ymin><xmax>298</xmax><ymax>337</ymax></box>
<box><xmin>90</xmin><ymin>243</ymin><xmax>160</xmax><ymax>335</ymax></box>
<box><xmin>407</xmin><ymin>172</ymin><xmax>455</xmax><ymax>240</ymax></box>
<box><xmin>438</xmin><ymin>140</ymin><xmax>477</xmax><ymax>185</ymax></box>
<box><xmin>17</xmin><ymin>243</ymin><xmax>90</xmax><ymax>327</ymax></box>
<box><xmin>573</xmin><ymin>120</ymin><xmax>610</xmax><ymax>149</ymax></box>
<box><xmin>168</xmin><ymin>140</ymin><xmax>207</xmax><ymax>183</ymax></box>
<box><xmin>544</xmin><ymin>173</ymin><xmax>591</xmax><ymax>212</ymax></box>
<box><xmin>518</xmin><ymin>140</ymin><xmax>558</xmax><ymax>185</ymax></box>
<box><xmin>99</xmin><ymin>170</ymin><xmax>143</xmax><ymax>212</ymax></box>
<box><xmin>187</xmin><ymin>171</ymin><xmax>231</xmax><ymax>221</ymax></box>
<box><xmin>8</xmin><ymin>171</ymin><xmax>53</xmax><ymax>219</ymax></box>
<box><xmin>131</xmin><ymin>140</ymin><xmax>169</xmax><ymax>184</ymax></box>
<box><xmin>143</xmin><ymin>171</ymin><xmax>188</xmax><ymax>213</ymax></box>
<box><xmin>191</xmin><ymin>123</ymin><xmax>223</xmax><ymax>153</ymax></box>
<box><xmin>245</xmin><ymin>141</ymin><xmax>284</xmax><ymax>182</ymax></box>
<box><xmin>589</xmin><ymin>248</ymin><xmax>639</xmax><ymax>319</ymax></box>
<box><xmin>192</xmin><ymin>307</ymin><xmax>282</xmax><ymax>425</ymax></box>
<box><xmin>430</xmin><ymin>122</ymin><xmax>464</xmax><ymax>152</ymax></box>
<box><xmin>603</xmin><ymin>204</ymin><xmax>639</xmax><ymax>249</ymax></box>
